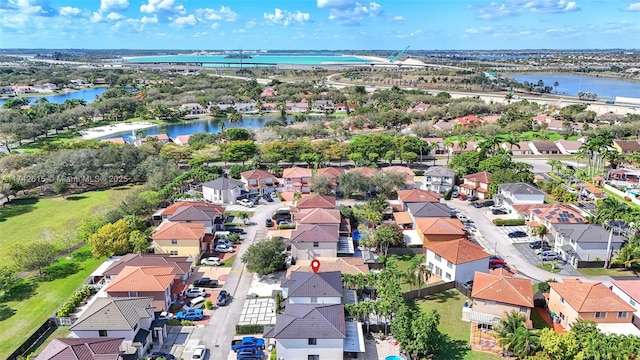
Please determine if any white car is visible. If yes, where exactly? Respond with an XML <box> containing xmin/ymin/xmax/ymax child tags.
<box><xmin>215</xmin><ymin>244</ymin><xmax>235</xmax><ymax>253</ymax></box>
<box><xmin>201</xmin><ymin>257</ymin><xmax>221</xmax><ymax>266</ymax></box>
<box><xmin>158</xmin><ymin>311</ymin><xmax>173</xmax><ymax>320</ymax></box>
<box><xmin>184</xmin><ymin>287</ymin><xmax>207</xmax><ymax>298</ymax></box>
<box><xmin>191</xmin><ymin>345</ymin><xmax>206</xmax><ymax>360</ymax></box>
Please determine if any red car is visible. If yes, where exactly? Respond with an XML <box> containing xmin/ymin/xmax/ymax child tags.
<box><xmin>489</xmin><ymin>258</ymin><xmax>507</xmax><ymax>268</ymax></box>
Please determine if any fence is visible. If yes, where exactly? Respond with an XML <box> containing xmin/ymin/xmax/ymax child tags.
<box><xmin>454</xmin><ymin>281</ymin><xmax>473</xmax><ymax>299</ymax></box>
<box><xmin>53</xmin><ymin>317</ymin><xmax>75</xmax><ymax>326</ymax></box>
<box><xmin>402</xmin><ymin>282</ymin><xmax>455</xmax><ymax>301</ymax></box>
<box><xmin>603</xmin><ymin>184</ymin><xmax>640</xmax><ymax>207</ymax></box>
<box><xmin>8</xmin><ymin>318</ymin><xmax>57</xmax><ymax>360</ymax></box>
<box><xmin>387</xmin><ymin>247</ymin><xmax>425</xmax><ymax>256</ymax></box>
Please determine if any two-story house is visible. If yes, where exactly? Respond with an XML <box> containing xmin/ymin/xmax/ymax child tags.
<box><xmin>290</xmin><ymin>224</ymin><xmax>340</xmax><ymax>260</ymax></box>
<box><xmin>426</xmin><ymin>240</ymin><xmax>490</xmax><ymax>283</ymax></box>
<box><xmin>414</xmin><ymin>217</ymin><xmax>466</xmax><ymax>248</ymax></box>
<box><xmin>295</xmin><ymin>195</ymin><xmax>336</xmax><ymax>211</ymax></box>
<box><xmin>104</xmin><ymin>266</ymin><xmax>176</xmax><ymax>311</ymax></box>
<box><xmin>406</xmin><ymin>202</ymin><xmax>453</xmax><ymax>220</ymax></box>
<box><xmin>470</xmin><ymin>271</ymin><xmax>534</xmax><ymax>329</ymax></box>
<box><xmin>397</xmin><ymin>189</ymin><xmax>441</xmax><ymax>211</ymax></box>
<box><xmin>495</xmin><ymin>183</ymin><xmax>545</xmax><ymax>214</ymax></box>
<box><xmin>69</xmin><ymin>297</ymin><xmax>166</xmax><ymax>358</ymax></box>
<box><xmin>611</xmin><ymin>280</ymin><xmax>640</xmax><ymax>329</ymax></box>
<box><xmin>153</xmin><ymin>201</ymin><xmax>224</xmax><ymax>223</ymax></box>
<box><xmin>180</xmin><ymin>103</ymin><xmax>206</xmax><ymax>115</ymax></box>
<box><xmin>422</xmin><ymin>166</ymin><xmax>456</xmax><ymax>194</ymax></box>
<box><xmin>315</xmin><ymin>167</ymin><xmax>344</xmax><ymax>193</ymax></box>
<box><xmin>516</xmin><ymin>204</ymin><xmax>586</xmax><ymax>233</ymax></box>
<box><xmin>550</xmin><ymin>223</ymin><xmax>624</xmax><ymax>267</ymax></box>
<box><xmin>281</xmin><ymin>271</ymin><xmax>343</xmax><ymax>303</ymax></box>
<box><xmin>282</xmin><ymin>167</ymin><xmax>313</xmax><ymax>193</ymax></box>
<box><xmin>151</xmin><ymin>221</ymin><xmax>205</xmax><ymax>259</ymax></box>
<box><xmin>460</xmin><ymin>171</ymin><xmax>492</xmax><ymax>200</ymax></box>
<box><xmin>383</xmin><ymin>166</ymin><xmax>416</xmax><ymax>189</ymax></box>
<box><xmin>202</xmin><ymin>177</ymin><xmax>244</xmax><ymax>205</ymax></box>
<box><xmin>548</xmin><ymin>279</ymin><xmax>637</xmax><ymax>335</ymax></box>
<box><xmin>35</xmin><ymin>338</ymin><xmax>126</xmax><ymax>360</ymax></box>
<box><xmin>167</xmin><ymin>205</ymin><xmax>224</xmax><ymax>229</ymax></box>
<box><xmin>240</xmin><ymin>169</ymin><xmax>278</xmax><ymax>195</ymax></box>
<box><xmin>101</xmin><ymin>253</ymin><xmax>192</xmax><ymax>289</ymax></box>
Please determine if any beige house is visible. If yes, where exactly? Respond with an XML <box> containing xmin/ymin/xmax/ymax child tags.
<box><xmin>470</xmin><ymin>271</ymin><xmax>534</xmax><ymax>328</ymax></box>
<box><xmin>460</xmin><ymin>171</ymin><xmax>491</xmax><ymax>200</ymax></box>
<box><xmin>151</xmin><ymin>222</ymin><xmax>205</xmax><ymax>258</ymax></box>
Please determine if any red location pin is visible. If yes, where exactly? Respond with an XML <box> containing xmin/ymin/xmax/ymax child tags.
<box><xmin>311</xmin><ymin>259</ymin><xmax>321</xmax><ymax>274</ymax></box>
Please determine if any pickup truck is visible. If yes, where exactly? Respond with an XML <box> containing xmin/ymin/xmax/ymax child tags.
<box><xmin>236</xmin><ymin>348</ymin><xmax>264</xmax><ymax>360</ymax></box>
<box><xmin>231</xmin><ymin>337</ymin><xmax>265</xmax><ymax>352</ymax></box>
<box><xmin>193</xmin><ymin>277</ymin><xmax>219</xmax><ymax>287</ymax></box>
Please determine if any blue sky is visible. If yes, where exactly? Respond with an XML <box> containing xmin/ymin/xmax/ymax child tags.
<box><xmin>0</xmin><ymin>0</ymin><xmax>639</xmax><ymax>49</ymax></box>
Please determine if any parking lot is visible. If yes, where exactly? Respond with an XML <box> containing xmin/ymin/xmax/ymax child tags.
<box><xmin>513</xmin><ymin>243</ymin><xmax>581</xmax><ymax>276</ymax></box>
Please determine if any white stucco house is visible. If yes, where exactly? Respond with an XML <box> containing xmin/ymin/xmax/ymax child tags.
<box><xmin>495</xmin><ymin>182</ymin><xmax>545</xmax><ymax>213</ymax></box>
<box><xmin>201</xmin><ymin>176</ymin><xmax>243</xmax><ymax>205</ymax></box>
<box><xmin>422</xmin><ymin>166</ymin><xmax>456</xmax><ymax>194</ymax></box>
<box><xmin>550</xmin><ymin>223</ymin><xmax>625</xmax><ymax>267</ymax></box>
<box><xmin>611</xmin><ymin>280</ymin><xmax>640</xmax><ymax>329</ymax></box>
<box><xmin>426</xmin><ymin>239</ymin><xmax>491</xmax><ymax>284</ymax></box>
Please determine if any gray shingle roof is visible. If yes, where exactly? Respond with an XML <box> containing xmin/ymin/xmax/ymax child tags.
<box><xmin>407</xmin><ymin>202</ymin><xmax>452</xmax><ymax>218</ymax></box>
<box><xmin>282</xmin><ymin>271</ymin><xmax>343</xmax><ymax>298</ymax></box>
<box><xmin>423</xmin><ymin>166</ymin><xmax>455</xmax><ymax>177</ymax></box>
<box><xmin>499</xmin><ymin>182</ymin><xmax>544</xmax><ymax>196</ymax></box>
<box><xmin>70</xmin><ymin>297</ymin><xmax>154</xmax><ymax>332</ymax></box>
<box><xmin>551</xmin><ymin>223</ymin><xmax>625</xmax><ymax>244</ymax></box>
<box><xmin>290</xmin><ymin>224</ymin><xmax>339</xmax><ymax>243</ymax></box>
<box><xmin>202</xmin><ymin>177</ymin><xmax>244</xmax><ymax>190</ymax></box>
<box><xmin>264</xmin><ymin>304</ymin><xmax>346</xmax><ymax>339</ymax></box>
<box><xmin>169</xmin><ymin>206</ymin><xmax>219</xmax><ymax>222</ymax></box>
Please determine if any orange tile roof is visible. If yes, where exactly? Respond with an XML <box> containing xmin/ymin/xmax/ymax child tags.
<box><xmin>100</xmin><ymin>137</ymin><xmax>126</xmax><ymax>144</ymax></box>
<box><xmin>350</xmin><ymin>166</ymin><xmax>378</xmax><ymax>178</ymax></box>
<box><xmin>280</xmin><ymin>191</ymin><xmax>296</xmax><ymax>202</ymax></box>
<box><xmin>550</xmin><ymin>280</ymin><xmax>635</xmax><ymax>313</ymax></box>
<box><xmin>296</xmin><ymin>195</ymin><xmax>336</xmax><ymax>209</ymax></box>
<box><xmin>286</xmin><ymin>257</ymin><xmax>369</xmax><ymax>276</ymax></box>
<box><xmin>464</xmin><ymin>171</ymin><xmax>491</xmax><ymax>184</ymax></box>
<box><xmin>612</xmin><ymin>280</ymin><xmax>640</xmax><ymax>302</ymax></box>
<box><xmin>296</xmin><ymin>208</ymin><xmax>341</xmax><ymax>224</ymax></box>
<box><xmin>427</xmin><ymin>239</ymin><xmax>490</xmax><ymax>264</ymax></box>
<box><xmin>240</xmin><ymin>169</ymin><xmax>274</xmax><ymax>181</ymax></box>
<box><xmin>384</xmin><ymin>166</ymin><xmax>415</xmax><ymax>185</ymax></box>
<box><xmin>529</xmin><ymin>205</ymin><xmax>586</xmax><ymax>224</ymax></box>
<box><xmin>316</xmin><ymin>167</ymin><xmax>344</xmax><ymax>179</ymax></box>
<box><xmin>415</xmin><ymin>217</ymin><xmax>465</xmax><ymax>236</ymax></box>
<box><xmin>472</xmin><ymin>272</ymin><xmax>533</xmax><ymax>308</ymax></box>
<box><xmin>161</xmin><ymin>201</ymin><xmax>224</xmax><ymax>216</ymax></box>
<box><xmin>283</xmin><ymin>166</ymin><xmax>313</xmax><ymax>179</ymax></box>
<box><xmin>393</xmin><ymin>211</ymin><xmax>413</xmax><ymax>225</ymax></box>
<box><xmin>397</xmin><ymin>189</ymin><xmax>441</xmax><ymax>203</ymax></box>
<box><xmin>152</xmin><ymin>221</ymin><xmax>204</xmax><ymax>240</ymax></box>
<box><xmin>106</xmin><ymin>266</ymin><xmax>175</xmax><ymax>292</ymax></box>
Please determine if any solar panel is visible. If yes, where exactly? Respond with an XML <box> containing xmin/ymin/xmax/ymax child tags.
<box><xmin>534</xmin><ymin>209</ymin><xmax>542</xmax><ymax>214</ymax></box>
<box><xmin>568</xmin><ymin>214</ymin><xmax>575</xmax><ymax>218</ymax></box>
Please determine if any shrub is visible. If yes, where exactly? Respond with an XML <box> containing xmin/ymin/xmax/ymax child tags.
<box><xmin>414</xmin><ymin>170</ymin><xmax>424</xmax><ymax>176</ymax></box>
<box><xmin>443</xmin><ymin>189</ymin><xmax>453</xmax><ymax>200</ymax></box>
<box><xmin>270</xmin><ymin>348</ymin><xmax>277</xmax><ymax>360</ymax></box>
<box><xmin>493</xmin><ymin>218</ymin><xmax>526</xmax><ymax>226</ymax></box>
<box><xmin>56</xmin><ymin>285</ymin><xmax>95</xmax><ymax>317</ymax></box>
<box><xmin>166</xmin><ymin>319</ymin><xmax>182</xmax><ymax>326</ymax></box>
<box><xmin>278</xmin><ymin>224</ymin><xmax>296</xmax><ymax>230</ymax></box>
<box><xmin>236</xmin><ymin>324</ymin><xmax>270</xmax><ymax>335</ymax></box>
<box><xmin>180</xmin><ymin>320</ymin><xmax>194</xmax><ymax>326</ymax></box>
<box><xmin>205</xmin><ymin>300</ymin><xmax>213</xmax><ymax>310</ymax></box>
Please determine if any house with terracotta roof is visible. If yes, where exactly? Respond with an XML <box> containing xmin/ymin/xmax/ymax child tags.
<box><xmin>296</xmin><ymin>208</ymin><xmax>341</xmax><ymax>227</ymax></box>
<box><xmin>202</xmin><ymin>177</ymin><xmax>243</xmax><ymax>205</ymax></box>
<box><xmin>455</xmin><ymin>115</ymin><xmax>482</xmax><ymax>127</ymax></box>
<box><xmin>548</xmin><ymin>279</ymin><xmax>637</xmax><ymax>334</ymax></box>
<box><xmin>102</xmin><ymin>254</ymin><xmax>192</xmax><ymax>289</ymax></box>
<box><xmin>549</xmin><ymin>223</ymin><xmax>624</xmax><ymax>267</ymax></box>
<box><xmin>422</xmin><ymin>166</ymin><xmax>456</xmax><ymax>194</ymax></box>
<box><xmin>426</xmin><ymin>240</ymin><xmax>490</xmax><ymax>283</ymax></box>
<box><xmin>451</xmin><ymin>141</ymin><xmax>478</xmax><ymax>153</ymax></box>
<box><xmin>555</xmin><ymin>140</ymin><xmax>583</xmax><ymax>155</ymax></box>
<box><xmin>104</xmin><ymin>266</ymin><xmax>176</xmax><ymax>310</ymax></box>
<box><xmin>530</xmin><ymin>141</ymin><xmax>561</xmax><ymax>155</ymax></box>
<box><xmin>134</xmin><ymin>134</ymin><xmax>171</xmax><ymax>147</ymax></box>
<box><xmin>397</xmin><ymin>189</ymin><xmax>441</xmax><ymax>210</ymax></box>
<box><xmin>240</xmin><ymin>169</ymin><xmax>278</xmax><ymax>195</ymax></box>
<box><xmin>414</xmin><ymin>217</ymin><xmax>466</xmax><ymax>248</ymax></box>
<box><xmin>612</xmin><ymin>139</ymin><xmax>640</xmax><ymax>155</ymax></box>
<box><xmin>151</xmin><ymin>221</ymin><xmax>205</xmax><ymax>259</ymax></box>
<box><xmin>350</xmin><ymin>166</ymin><xmax>378</xmax><ymax>178</ymax></box>
<box><xmin>282</xmin><ymin>167</ymin><xmax>313</xmax><ymax>193</ymax></box>
<box><xmin>424</xmin><ymin>138</ymin><xmax>447</xmax><ymax>155</ymax></box>
<box><xmin>383</xmin><ymin>166</ymin><xmax>416</xmax><ymax>189</ymax></box>
<box><xmin>100</xmin><ymin>137</ymin><xmax>127</xmax><ymax>145</ymax></box>
<box><xmin>34</xmin><ymin>337</ymin><xmax>125</xmax><ymax>360</ymax></box>
<box><xmin>519</xmin><ymin>204</ymin><xmax>586</xmax><ymax>231</ymax></box>
<box><xmin>173</xmin><ymin>134</ymin><xmax>192</xmax><ymax>146</ymax></box>
<box><xmin>286</xmin><ymin>258</ymin><xmax>369</xmax><ymax>277</ymax></box>
<box><xmin>260</xmin><ymin>87</ymin><xmax>278</xmax><ymax>97</ymax></box>
<box><xmin>295</xmin><ymin>194</ymin><xmax>336</xmax><ymax>210</ymax></box>
<box><xmin>69</xmin><ymin>297</ymin><xmax>163</xmax><ymax>358</ymax></box>
<box><xmin>611</xmin><ymin>280</ymin><xmax>640</xmax><ymax>329</ymax></box>
<box><xmin>470</xmin><ymin>272</ymin><xmax>534</xmax><ymax>329</ymax></box>
<box><xmin>460</xmin><ymin>171</ymin><xmax>491</xmax><ymax>200</ymax></box>
<box><xmin>154</xmin><ymin>201</ymin><xmax>225</xmax><ymax>223</ymax></box>
<box><xmin>501</xmin><ymin>141</ymin><xmax>534</xmax><ymax>155</ymax></box>
<box><xmin>290</xmin><ymin>224</ymin><xmax>340</xmax><ymax>260</ymax></box>
<box><xmin>313</xmin><ymin>167</ymin><xmax>344</xmax><ymax>194</ymax></box>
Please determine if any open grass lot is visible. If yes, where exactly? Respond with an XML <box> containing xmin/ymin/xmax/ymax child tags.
<box><xmin>0</xmin><ymin>189</ymin><xmax>118</xmax><ymax>262</ymax></box>
<box><xmin>578</xmin><ymin>266</ymin><xmax>640</xmax><ymax>277</ymax></box>
<box><xmin>414</xmin><ymin>290</ymin><xmax>501</xmax><ymax>360</ymax></box>
<box><xmin>0</xmin><ymin>245</ymin><xmax>104</xmax><ymax>358</ymax></box>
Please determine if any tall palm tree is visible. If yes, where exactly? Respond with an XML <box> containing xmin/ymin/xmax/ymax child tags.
<box><xmin>443</xmin><ymin>138</ymin><xmax>454</xmax><ymax>164</ymax></box>
<box><xmin>547</xmin><ymin>159</ymin><xmax>561</xmax><ymax>175</ymax></box>
<box><xmin>457</xmin><ymin>136</ymin><xmax>468</xmax><ymax>154</ymax></box>
<box><xmin>494</xmin><ymin>311</ymin><xmax>527</xmax><ymax>356</ymax></box>
<box><xmin>596</xmin><ymin>197</ymin><xmax>630</xmax><ymax>268</ymax></box>
<box><xmin>501</xmin><ymin>134</ymin><xmax>521</xmax><ymax>151</ymax></box>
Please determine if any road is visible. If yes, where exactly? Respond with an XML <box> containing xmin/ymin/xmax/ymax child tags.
<box><xmin>197</xmin><ymin>201</ymin><xmax>281</xmax><ymax>360</ymax></box>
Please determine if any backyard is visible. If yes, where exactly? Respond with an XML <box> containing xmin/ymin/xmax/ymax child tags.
<box><xmin>414</xmin><ymin>289</ymin><xmax>501</xmax><ymax>360</ymax></box>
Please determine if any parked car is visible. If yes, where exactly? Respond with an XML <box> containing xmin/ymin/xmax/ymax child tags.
<box><xmin>472</xmin><ymin>201</ymin><xmax>484</xmax><ymax>208</ymax></box>
<box><xmin>508</xmin><ymin>230</ymin><xmax>527</xmax><ymax>238</ymax></box>
<box><xmin>231</xmin><ymin>336</ymin><xmax>266</xmax><ymax>352</ymax></box>
<box><xmin>217</xmin><ymin>290</ymin><xmax>232</xmax><ymax>306</ymax></box>
<box><xmin>227</xmin><ymin>227</ymin><xmax>246</xmax><ymax>234</ymax></box>
<box><xmin>467</xmin><ymin>195</ymin><xmax>479</xmax><ymax>202</ymax></box>
<box><xmin>270</xmin><ymin>192</ymin><xmax>279</xmax><ymax>200</ymax></box>
<box><xmin>535</xmin><ymin>246</ymin><xmax>552</xmax><ymax>255</ymax></box>
<box><xmin>541</xmin><ymin>251</ymin><xmax>560</xmax><ymax>261</ymax></box>
<box><xmin>489</xmin><ymin>255</ymin><xmax>502</xmax><ymax>261</ymax></box>
<box><xmin>461</xmin><ymin>280</ymin><xmax>474</xmax><ymax>291</ymax></box>
<box><xmin>490</xmin><ymin>258</ymin><xmax>507</xmax><ymax>267</ymax></box>
<box><xmin>191</xmin><ymin>345</ymin><xmax>206</xmax><ymax>360</ymax></box>
<box><xmin>528</xmin><ymin>240</ymin><xmax>550</xmax><ymax>249</ymax></box>
<box><xmin>262</xmin><ymin>193</ymin><xmax>274</xmax><ymax>202</ymax></box>
<box><xmin>184</xmin><ymin>287</ymin><xmax>207</xmax><ymax>298</ymax></box>
<box><xmin>201</xmin><ymin>257</ymin><xmax>221</xmax><ymax>266</ymax></box>
<box><xmin>176</xmin><ymin>308</ymin><xmax>203</xmax><ymax>321</ymax></box>
<box><xmin>158</xmin><ymin>311</ymin><xmax>173</xmax><ymax>320</ymax></box>
<box><xmin>184</xmin><ymin>296</ymin><xmax>206</xmax><ymax>310</ymax></box>
<box><xmin>452</xmin><ymin>191</ymin><xmax>459</xmax><ymax>198</ymax></box>
<box><xmin>216</xmin><ymin>239</ymin><xmax>235</xmax><ymax>248</ymax></box>
<box><xmin>193</xmin><ymin>277</ymin><xmax>219</xmax><ymax>287</ymax></box>
<box><xmin>277</xmin><ymin>220</ymin><xmax>293</xmax><ymax>226</ymax></box>
<box><xmin>265</xmin><ymin>218</ymin><xmax>274</xmax><ymax>227</ymax></box>
<box><xmin>236</xmin><ymin>348</ymin><xmax>264</xmax><ymax>360</ymax></box>
<box><xmin>215</xmin><ymin>244</ymin><xmax>235</xmax><ymax>253</ymax></box>
<box><xmin>492</xmin><ymin>208</ymin><xmax>508</xmax><ymax>215</ymax></box>
<box><xmin>150</xmin><ymin>352</ymin><xmax>176</xmax><ymax>360</ymax></box>
<box><xmin>482</xmin><ymin>200</ymin><xmax>495</xmax><ymax>207</ymax></box>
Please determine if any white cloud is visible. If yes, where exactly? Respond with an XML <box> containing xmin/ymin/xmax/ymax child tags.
<box><xmin>90</xmin><ymin>12</ymin><xmax>103</xmax><ymax>23</ymax></box>
<box><xmin>196</xmin><ymin>6</ymin><xmax>238</xmax><ymax>22</ymax></box>
<box><xmin>141</xmin><ymin>15</ymin><xmax>158</xmax><ymax>24</ymax></box>
<box><xmin>59</xmin><ymin>6</ymin><xmax>81</xmax><ymax>16</ymax></box>
<box><xmin>171</xmin><ymin>14</ymin><xmax>196</xmax><ymax>27</ymax></box>
<box><xmin>211</xmin><ymin>23</ymin><xmax>219</xmax><ymax>29</ymax></box>
<box><xmin>106</xmin><ymin>12</ymin><xmax>125</xmax><ymax>20</ymax></box>
<box><xmin>140</xmin><ymin>0</ymin><xmax>185</xmax><ymax>16</ymax></box>
<box><xmin>476</xmin><ymin>0</ymin><xmax>580</xmax><ymax>20</ymax></box>
<box><xmin>263</xmin><ymin>8</ymin><xmax>311</xmax><ymax>26</ymax></box>
<box><xmin>390</xmin><ymin>15</ymin><xmax>405</xmax><ymax>22</ymax></box>
<box><xmin>627</xmin><ymin>2</ymin><xmax>640</xmax><ymax>11</ymax></box>
<box><xmin>465</xmin><ymin>28</ymin><xmax>479</xmax><ymax>34</ymax></box>
<box><xmin>321</xmin><ymin>1</ymin><xmax>382</xmax><ymax>25</ymax></box>
<box><xmin>99</xmin><ymin>0</ymin><xmax>129</xmax><ymax>13</ymax></box>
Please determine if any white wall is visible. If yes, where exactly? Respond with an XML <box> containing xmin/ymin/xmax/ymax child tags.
<box><xmin>288</xmin><ymin>296</ymin><xmax>342</xmax><ymax>305</ymax></box>
<box><xmin>512</xmin><ymin>193</ymin><xmax>545</xmax><ymax>204</ymax></box>
<box><xmin>276</xmin><ymin>338</ymin><xmax>344</xmax><ymax>360</ymax></box>
<box><xmin>71</xmin><ymin>329</ymin><xmax>135</xmax><ymax>341</ymax></box>
<box><xmin>611</xmin><ymin>285</ymin><xmax>640</xmax><ymax>328</ymax></box>
<box><xmin>292</xmin><ymin>243</ymin><xmax>337</xmax><ymax>260</ymax></box>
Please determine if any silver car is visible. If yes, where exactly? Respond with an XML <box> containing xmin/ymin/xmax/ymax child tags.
<box><xmin>215</xmin><ymin>244</ymin><xmax>235</xmax><ymax>253</ymax></box>
<box><xmin>540</xmin><ymin>251</ymin><xmax>560</xmax><ymax>261</ymax></box>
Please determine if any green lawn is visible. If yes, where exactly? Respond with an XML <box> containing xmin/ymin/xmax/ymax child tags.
<box><xmin>0</xmin><ymin>189</ymin><xmax>117</xmax><ymax>261</ymax></box>
<box><xmin>0</xmin><ymin>246</ymin><xmax>105</xmax><ymax>358</ymax></box>
<box><xmin>531</xmin><ymin>309</ymin><xmax>551</xmax><ymax>330</ymax></box>
<box><xmin>578</xmin><ymin>267</ymin><xmax>640</xmax><ymax>277</ymax></box>
<box><xmin>414</xmin><ymin>290</ymin><xmax>501</xmax><ymax>360</ymax></box>
<box><xmin>538</xmin><ymin>264</ymin><xmax>561</xmax><ymax>273</ymax></box>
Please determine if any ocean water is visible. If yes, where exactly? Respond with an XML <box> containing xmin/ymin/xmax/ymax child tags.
<box><xmin>124</xmin><ymin>54</ymin><xmax>370</xmax><ymax>65</ymax></box>
<box><xmin>506</xmin><ymin>73</ymin><xmax>640</xmax><ymax>99</ymax></box>
<box><xmin>0</xmin><ymin>87</ymin><xmax>108</xmax><ymax>105</ymax></box>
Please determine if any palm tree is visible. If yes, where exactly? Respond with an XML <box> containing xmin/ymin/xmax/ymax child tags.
<box><xmin>553</xmin><ymin>81</ymin><xmax>559</xmax><ymax>94</ymax></box>
<box><xmin>596</xmin><ymin>197</ymin><xmax>630</xmax><ymax>268</ymax></box>
<box><xmin>613</xmin><ymin>238</ymin><xmax>640</xmax><ymax>269</ymax></box>
<box><xmin>238</xmin><ymin>212</ymin><xmax>251</xmax><ymax>225</ymax></box>
<box><xmin>509</xmin><ymin>326</ymin><xmax>540</xmax><ymax>358</ymax></box>
<box><xmin>547</xmin><ymin>159</ymin><xmax>561</xmax><ymax>175</ymax></box>
<box><xmin>443</xmin><ymin>138</ymin><xmax>454</xmax><ymax>164</ymax></box>
<box><xmin>501</xmin><ymin>134</ymin><xmax>521</xmax><ymax>151</ymax></box>
<box><xmin>494</xmin><ymin>311</ymin><xmax>529</xmax><ymax>357</ymax></box>
<box><xmin>457</xmin><ymin>136</ymin><xmax>468</xmax><ymax>154</ymax></box>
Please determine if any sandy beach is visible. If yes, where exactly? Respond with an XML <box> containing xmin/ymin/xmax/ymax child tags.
<box><xmin>79</xmin><ymin>122</ymin><xmax>156</xmax><ymax>140</ymax></box>
<box><xmin>357</xmin><ymin>55</ymin><xmax>430</xmax><ymax>68</ymax></box>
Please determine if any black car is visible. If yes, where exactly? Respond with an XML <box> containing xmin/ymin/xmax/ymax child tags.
<box><xmin>467</xmin><ymin>195</ymin><xmax>479</xmax><ymax>202</ymax></box>
<box><xmin>227</xmin><ymin>227</ymin><xmax>246</xmax><ymax>234</ymax></box>
<box><xmin>193</xmin><ymin>277</ymin><xmax>219</xmax><ymax>288</ymax></box>
<box><xmin>265</xmin><ymin>218</ymin><xmax>274</xmax><ymax>227</ymax></box>
<box><xmin>508</xmin><ymin>230</ymin><xmax>527</xmax><ymax>238</ymax></box>
<box><xmin>150</xmin><ymin>352</ymin><xmax>176</xmax><ymax>360</ymax></box>
<box><xmin>217</xmin><ymin>290</ymin><xmax>232</xmax><ymax>306</ymax></box>
<box><xmin>262</xmin><ymin>194</ymin><xmax>274</xmax><ymax>202</ymax></box>
<box><xmin>472</xmin><ymin>201</ymin><xmax>484</xmax><ymax>208</ymax></box>
<box><xmin>492</xmin><ymin>208</ymin><xmax>508</xmax><ymax>215</ymax></box>
<box><xmin>482</xmin><ymin>200</ymin><xmax>495</xmax><ymax>207</ymax></box>
<box><xmin>529</xmin><ymin>240</ymin><xmax>550</xmax><ymax>249</ymax></box>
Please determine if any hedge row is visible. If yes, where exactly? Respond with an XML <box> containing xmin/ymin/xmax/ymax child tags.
<box><xmin>236</xmin><ymin>324</ymin><xmax>271</xmax><ymax>335</ymax></box>
<box><xmin>493</xmin><ymin>218</ymin><xmax>526</xmax><ymax>226</ymax></box>
<box><xmin>56</xmin><ymin>285</ymin><xmax>94</xmax><ymax>317</ymax></box>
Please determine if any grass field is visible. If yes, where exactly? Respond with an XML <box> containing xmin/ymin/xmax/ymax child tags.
<box><xmin>0</xmin><ymin>245</ymin><xmax>105</xmax><ymax>358</ymax></box>
<box><xmin>578</xmin><ymin>266</ymin><xmax>640</xmax><ymax>277</ymax></box>
<box><xmin>414</xmin><ymin>289</ymin><xmax>501</xmax><ymax>360</ymax></box>
<box><xmin>0</xmin><ymin>189</ymin><xmax>118</xmax><ymax>262</ymax></box>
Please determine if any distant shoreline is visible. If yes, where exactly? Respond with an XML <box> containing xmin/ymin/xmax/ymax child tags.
<box><xmin>79</xmin><ymin>122</ymin><xmax>156</xmax><ymax>140</ymax></box>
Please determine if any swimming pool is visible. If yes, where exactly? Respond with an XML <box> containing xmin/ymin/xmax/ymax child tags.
<box><xmin>385</xmin><ymin>356</ymin><xmax>403</xmax><ymax>360</ymax></box>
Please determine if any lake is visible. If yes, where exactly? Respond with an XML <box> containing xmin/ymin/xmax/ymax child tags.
<box><xmin>505</xmin><ymin>73</ymin><xmax>640</xmax><ymax>99</ymax></box>
<box><xmin>124</xmin><ymin>54</ymin><xmax>369</xmax><ymax>66</ymax></box>
<box><xmin>0</xmin><ymin>87</ymin><xmax>109</xmax><ymax>106</ymax></box>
